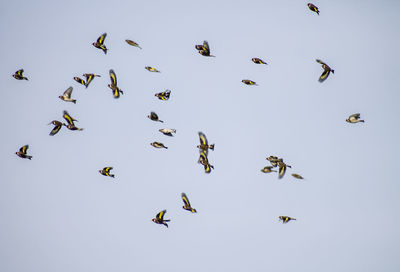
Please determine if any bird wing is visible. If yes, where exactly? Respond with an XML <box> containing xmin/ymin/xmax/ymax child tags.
<box><xmin>125</xmin><ymin>39</ymin><xmax>135</xmax><ymax>46</ymax></box>
<box><xmin>198</xmin><ymin>132</ymin><xmax>208</xmax><ymax>147</ymax></box>
<box><xmin>109</xmin><ymin>69</ymin><xmax>117</xmax><ymax>86</ymax></box>
<box><xmin>318</xmin><ymin>69</ymin><xmax>330</xmax><ymax>82</ymax></box>
<box><xmin>50</xmin><ymin>124</ymin><xmax>62</xmax><ymax>136</ymax></box>
<box><xmin>349</xmin><ymin>113</ymin><xmax>360</xmax><ymax>119</ymax></box>
<box><xmin>181</xmin><ymin>193</ymin><xmax>191</xmax><ymax>207</ymax></box>
<box><xmin>103</xmin><ymin>167</ymin><xmax>113</xmax><ymax>172</ymax></box>
<box><xmin>74</xmin><ymin>77</ymin><xmax>86</xmax><ymax>86</ymax></box>
<box><xmin>204</xmin><ymin>163</ymin><xmax>212</xmax><ymax>173</ymax></box>
<box><xmin>97</xmin><ymin>33</ymin><xmax>107</xmax><ymax>45</ymax></box>
<box><xmin>278</xmin><ymin>165</ymin><xmax>286</xmax><ymax>179</ymax></box>
<box><xmin>157</xmin><ymin>210</ymin><xmax>166</xmax><ymax>220</ymax></box>
<box><xmin>203</xmin><ymin>40</ymin><xmax>210</xmax><ymax>53</ymax></box>
<box><xmin>85</xmin><ymin>74</ymin><xmax>94</xmax><ymax>87</ymax></box>
<box><xmin>316</xmin><ymin>59</ymin><xmax>326</xmax><ymax>66</ymax></box>
<box><xmin>63</xmin><ymin>87</ymin><xmax>73</xmax><ymax>98</ymax></box>
<box><xmin>20</xmin><ymin>145</ymin><xmax>29</xmax><ymax>154</ymax></box>
<box><xmin>16</xmin><ymin>69</ymin><xmax>24</xmax><ymax>76</ymax></box>
<box><xmin>63</xmin><ymin>110</ymin><xmax>76</xmax><ymax>126</ymax></box>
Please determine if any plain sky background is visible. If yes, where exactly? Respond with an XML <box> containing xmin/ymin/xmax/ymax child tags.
<box><xmin>1</xmin><ymin>0</ymin><xmax>400</xmax><ymax>271</ymax></box>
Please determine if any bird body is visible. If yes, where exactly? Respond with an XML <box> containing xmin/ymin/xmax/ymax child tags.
<box><xmin>16</xmin><ymin>145</ymin><xmax>32</xmax><ymax>159</ymax></box>
<box><xmin>181</xmin><ymin>193</ymin><xmax>197</xmax><ymax>213</ymax></box>
<box><xmin>151</xmin><ymin>142</ymin><xmax>168</xmax><ymax>149</ymax></box>
<box><xmin>279</xmin><ymin>216</ymin><xmax>296</xmax><ymax>224</ymax></box>
<box><xmin>147</xmin><ymin>111</ymin><xmax>163</xmax><ymax>122</ymax></box>
<box><xmin>307</xmin><ymin>3</ymin><xmax>320</xmax><ymax>15</ymax></box>
<box><xmin>13</xmin><ymin>69</ymin><xmax>28</xmax><ymax>80</ymax></box>
<box><xmin>196</xmin><ymin>40</ymin><xmax>215</xmax><ymax>57</ymax></box>
<box><xmin>155</xmin><ymin>90</ymin><xmax>171</xmax><ymax>101</ymax></box>
<box><xmin>152</xmin><ymin>210</ymin><xmax>170</xmax><ymax>227</ymax></box>
<box><xmin>261</xmin><ymin>166</ymin><xmax>277</xmax><ymax>173</ymax></box>
<box><xmin>145</xmin><ymin>66</ymin><xmax>161</xmax><ymax>73</ymax></box>
<box><xmin>346</xmin><ymin>113</ymin><xmax>364</xmax><ymax>123</ymax></box>
<box><xmin>59</xmin><ymin>86</ymin><xmax>76</xmax><ymax>103</ymax></box>
<box><xmin>99</xmin><ymin>167</ymin><xmax>115</xmax><ymax>178</ymax></box>
<box><xmin>159</xmin><ymin>128</ymin><xmax>176</xmax><ymax>136</ymax></box>
<box><xmin>92</xmin><ymin>33</ymin><xmax>108</xmax><ymax>54</ymax></box>
<box><xmin>242</xmin><ymin>79</ymin><xmax>257</xmax><ymax>85</ymax></box>
<box><xmin>292</xmin><ymin>173</ymin><xmax>304</xmax><ymax>179</ymax></box>
<box><xmin>125</xmin><ymin>39</ymin><xmax>142</xmax><ymax>49</ymax></box>
<box><xmin>252</xmin><ymin>58</ymin><xmax>267</xmax><ymax>65</ymax></box>
<box><xmin>48</xmin><ymin>120</ymin><xmax>65</xmax><ymax>136</ymax></box>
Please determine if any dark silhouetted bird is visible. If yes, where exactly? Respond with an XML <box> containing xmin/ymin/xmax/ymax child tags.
<box><xmin>316</xmin><ymin>59</ymin><xmax>334</xmax><ymax>82</ymax></box>
<box><xmin>152</xmin><ymin>210</ymin><xmax>170</xmax><ymax>227</ymax></box>
<box><xmin>155</xmin><ymin>90</ymin><xmax>171</xmax><ymax>101</ymax></box>
<box><xmin>125</xmin><ymin>39</ymin><xmax>142</xmax><ymax>49</ymax></box>
<box><xmin>346</xmin><ymin>113</ymin><xmax>365</xmax><ymax>123</ymax></box>
<box><xmin>145</xmin><ymin>66</ymin><xmax>161</xmax><ymax>73</ymax></box>
<box><xmin>181</xmin><ymin>193</ymin><xmax>197</xmax><ymax>213</ymax></box>
<box><xmin>13</xmin><ymin>69</ymin><xmax>28</xmax><ymax>80</ymax></box>
<box><xmin>83</xmin><ymin>73</ymin><xmax>100</xmax><ymax>88</ymax></box>
<box><xmin>159</xmin><ymin>128</ymin><xmax>176</xmax><ymax>136</ymax></box>
<box><xmin>279</xmin><ymin>216</ymin><xmax>296</xmax><ymax>224</ymax></box>
<box><xmin>151</xmin><ymin>142</ymin><xmax>168</xmax><ymax>149</ymax></box>
<box><xmin>108</xmin><ymin>69</ymin><xmax>123</xmax><ymax>98</ymax></box>
<box><xmin>242</xmin><ymin>79</ymin><xmax>257</xmax><ymax>85</ymax></box>
<box><xmin>147</xmin><ymin>112</ymin><xmax>163</xmax><ymax>122</ymax></box>
<box><xmin>59</xmin><ymin>87</ymin><xmax>76</xmax><ymax>103</ymax></box>
<box><xmin>196</xmin><ymin>40</ymin><xmax>215</xmax><ymax>57</ymax></box>
<box><xmin>99</xmin><ymin>167</ymin><xmax>115</xmax><ymax>178</ymax></box>
<box><xmin>252</xmin><ymin>58</ymin><xmax>267</xmax><ymax>65</ymax></box>
<box><xmin>92</xmin><ymin>33</ymin><xmax>108</xmax><ymax>54</ymax></box>
<box><xmin>16</xmin><ymin>145</ymin><xmax>32</xmax><ymax>160</ymax></box>
<box><xmin>48</xmin><ymin>120</ymin><xmax>65</xmax><ymax>136</ymax></box>
<box><xmin>307</xmin><ymin>3</ymin><xmax>320</xmax><ymax>15</ymax></box>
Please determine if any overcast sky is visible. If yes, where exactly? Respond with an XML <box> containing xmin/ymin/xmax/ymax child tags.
<box><xmin>1</xmin><ymin>0</ymin><xmax>400</xmax><ymax>271</ymax></box>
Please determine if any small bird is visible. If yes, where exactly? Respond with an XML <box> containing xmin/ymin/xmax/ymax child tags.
<box><xmin>13</xmin><ymin>69</ymin><xmax>28</xmax><ymax>80</ymax></box>
<box><xmin>147</xmin><ymin>112</ymin><xmax>163</xmax><ymax>122</ymax></box>
<box><xmin>242</xmin><ymin>79</ymin><xmax>257</xmax><ymax>85</ymax></box>
<box><xmin>152</xmin><ymin>210</ymin><xmax>170</xmax><ymax>228</ymax></box>
<box><xmin>151</xmin><ymin>142</ymin><xmax>168</xmax><ymax>149</ymax></box>
<box><xmin>279</xmin><ymin>216</ymin><xmax>296</xmax><ymax>224</ymax></box>
<box><xmin>145</xmin><ymin>66</ymin><xmax>161</xmax><ymax>73</ymax></box>
<box><xmin>198</xmin><ymin>151</ymin><xmax>214</xmax><ymax>174</ymax></box>
<box><xmin>59</xmin><ymin>86</ymin><xmax>76</xmax><ymax>103</ymax></box>
<box><xmin>99</xmin><ymin>167</ymin><xmax>115</xmax><ymax>178</ymax></box>
<box><xmin>181</xmin><ymin>193</ymin><xmax>197</xmax><ymax>213</ymax></box>
<box><xmin>197</xmin><ymin>132</ymin><xmax>214</xmax><ymax>156</ymax></box>
<box><xmin>196</xmin><ymin>40</ymin><xmax>215</xmax><ymax>57</ymax></box>
<box><xmin>316</xmin><ymin>59</ymin><xmax>334</xmax><ymax>82</ymax></box>
<box><xmin>63</xmin><ymin>110</ymin><xmax>84</xmax><ymax>131</ymax></box>
<box><xmin>292</xmin><ymin>173</ymin><xmax>304</xmax><ymax>179</ymax></box>
<box><xmin>261</xmin><ymin>166</ymin><xmax>277</xmax><ymax>173</ymax></box>
<box><xmin>73</xmin><ymin>76</ymin><xmax>86</xmax><ymax>87</ymax></box>
<box><xmin>307</xmin><ymin>3</ymin><xmax>320</xmax><ymax>15</ymax></box>
<box><xmin>83</xmin><ymin>73</ymin><xmax>101</xmax><ymax>88</ymax></box>
<box><xmin>92</xmin><ymin>33</ymin><xmax>108</xmax><ymax>54</ymax></box>
<box><xmin>252</xmin><ymin>58</ymin><xmax>267</xmax><ymax>65</ymax></box>
<box><xmin>16</xmin><ymin>145</ymin><xmax>32</xmax><ymax>160</ymax></box>
<box><xmin>125</xmin><ymin>39</ymin><xmax>142</xmax><ymax>49</ymax></box>
<box><xmin>48</xmin><ymin>120</ymin><xmax>65</xmax><ymax>136</ymax></box>
<box><xmin>266</xmin><ymin>155</ymin><xmax>279</xmax><ymax>167</ymax></box>
<box><xmin>346</xmin><ymin>113</ymin><xmax>365</xmax><ymax>123</ymax></box>
<box><xmin>155</xmin><ymin>90</ymin><xmax>171</xmax><ymax>101</ymax></box>
<box><xmin>66</xmin><ymin>124</ymin><xmax>84</xmax><ymax>131</ymax></box>
<box><xmin>277</xmin><ymin>159</ymin><xmax>291</xmax><ymax>179</ymax></box>
<box><xmin>108</xmin><ymin>69</ymin><xmax>123</xmax><ymax>98</ymax></box>
<box><xmin>159</xmin><ymin>128</ymin><xmax>176</xmax><ymax>136</ymax></box>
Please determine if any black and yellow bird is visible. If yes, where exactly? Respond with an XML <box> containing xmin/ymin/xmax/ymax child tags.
<box><xmin>261</xmin><ymin>166</ymin><xmax>277</xmax><ymax>173</ymax></box>
<box><xmin>196</xmin><ymin>40</ymin><xmax>215</xmax><ymax>57</ymax></box>
<box><xmin>145</xmin><ymin>66</ymin><xmax>161</xmax><ymax>73</ymax></box>
<box><xmin>99</xmin><ymin>167</ymin><xmax>115</xmax><ymax>178</ymax></box>
<box><xmin>48</xmin><ymin>120</ymin><xmax>65</xmax><ymax>136</ymax></box>
<box><xmin>59</xmin><ymin>87</ymin><xmax>76</xmax><ymax>103</ymax></box>
<box><xmin>155</xmin><ymin>90</ymin><xmax>171</xmax><ymax>101</ymax></box>
<box><xmin>307</xmin><ymin>3</ymin><xmax>320</xmax><ymax>15</ymax></box>
<box><xmin>266</xmin><ymin>155</ymin><xmax>279</xmax><ymax>167</ymax></box>
<box><xmin>197</xmin><ymin>132</ymin><xmax>214</xmax><ymax>155</ymax></box>
<box><xmin>252</xmin><ymin>58</ymin><xmax>267</xmax><ymax>65</ymax></box>
<box><xmin>181</xmin><ymin>193</ymin><xmax>197</xmax><ymax>213</ymax></box>
<box><xmin>292</xmin><ymin>173</ymin><xmax>304</xmax><ymax>179</ymax></box>
<box><xmin>16</xmin><ymin>145</ymin><xmax>32</xmax><ymax>160</ymax></box>
<box><xmin>316</xmin><ymin>59</ymin><xmax>334</xmax><ymax>82</ymax></box>
<box><xmin>277</xmin><ymin>159</ymin><xmax>292</xmax><ymax>179</ymax></box>
<box><xmin>125</xmin><ymin>39</ymin><xmax>142</xmax><ymax>49</ymax></box>
<box><xmin>151</xmin><ymin>142</ymin><xmax>168</xmax><ymax>149</ymax></box>
<box><xmin>92</xmin><ymin>33</ymin><xmax>108</xmax><ymax>54</ymax></box>
<box><xmin>63</xmin><ymin>110</ymin><xmax>83</xmax><ymax>131</ymax></box>
<box><xmin>83</xmin><ymin>73</ymin><xmax>101</xmax><ymax>88</ymax></box>
<box><xmin>108</xmin><ymin>69</ymin><xmax>123</xmax><ymax>98</ymax></box>
<box><xmin>147</xmin><ymin>111</ymin><xmax>163</xmax><ymax>122</ymax></box>
<box><xmin>13</xmin><ymin>69</ymin><xmax>28</xmax><ymax>80</ymax></box>
<box><xmin>152</xmin><ymin>210</ymin><xmax>170</xmax><ymax>228</ymax></box>
<box><xmin>279</xmin><ymin>216</ymin><xmax>296</xmax><ymax>224</ymax></box>
<box><xmin>242</xmin><ymin>79</ymin><xmax>257</xmax><ymax>85</ymax></box>
<box><xmin>198</xmin><ymin>151</ymin><xmax>214</xmax><ymax>174</ymax></box>
<box><xmin>159</xmin><ymin>128</ymin><xmax>176</xmax><ymax>136</ymax></box>
<box><xmin>73</xmin><ymin>76</ymin><xmax>86</xmax><ymax>87</ymax></box>
<box><xmin>346</xmin><ymin>113</ymin><xmax>365</xmax><ymax>123</ymax></box>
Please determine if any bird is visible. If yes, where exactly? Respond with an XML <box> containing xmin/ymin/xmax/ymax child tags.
<box><xmin>147</xmin><ymin>112</ymin><xmax>163</xmax><ymax>122</ymax></box>
<box><xmin>242</xmin><ymin>79</ymin><xmax>257</xmax><ymax>85</ymax></box>
<box><xmin>151</xmin><ymin>142</ymin><xmax>168</xmax><ymax>149</ymax></box>
<box><xmin>12</xmin><ymin>69</ymin><xmax>28</xmax><ymax>80</ymax></box>
<box><xmin>16</xmin><ymin>145</ymin><xmax>32</xmax><ymax>160</ymax></box>
<box><xmin>261</xmin><ymin>166</ymin><xmax>277</xmax><ymax>173</ymax></box>
<box><xmin>159</xmin><ymin>128</ymin><xmax>176</xmax><ymax>136</ymax></box>
<box><xmin>125</xmin><ymin>39</ymin><xmax>142</xmax><ymax>49</ymax></box>
<box><xmin>73</xmin><ymin>76</ymin><xmax>86</xmax><ymax>87</ymax></box>
<box><xmin>99</xmin><ymin>167</ymin><xmax>115</xmax><ymax>178</ymax></box>
<box><xmin>346</xmin><ymin>113</ymin><xmax>365</xmax><ymax>123</ymax></box>
<box><xmin>145</xmin><ymin>66</ymin><xmax>161</xmax><ymax>73</ymax></box>
<box><xmin>277</xmin><ymin>159</ymin><xmax>291</xmax><ymax>179</ymax></box>
<box><xmin>63</xmin><ymin>110</ymin><xmax>84</xmax><ymax>131</ymax></box>
<box><xmin>197</xmin><ymin>132</ymin><xmax>214</xmax><ymax>156</ymax></box>
<box><xmin>48</xmin><ymin>120</ymin><xmax>65</xmax><ymax>136</ymax></box>
<box><xmin>83</xmin><ymin>73</ymin><xmax>101</xmax><ymax>88</ymax></box>
<box><xmin>66</xmin><ymin>125</ymin><xmax>84</xmax><ymax>131</ymax></box>
<box><xmin>316</xmin><ymin>59</ymin><xmax>334</xmax><ymax>82</ymax></box>
<box><xmin>196</xmin><ymin>40</ymin><xmax>215</xmax><ymax>57</ymax></box>
<box><xmin>155</xmin><ymin>90</ymin><xmax>171</xmax><ymax>101</ymax></box>
<box><xmin>292</xmin><ymin>173</ymin><xmax>304</xmax><ymax>179</ymax></box>
<box><xmin>152</xmin><ymin>210</ymin><xmax>170</xmax><ymax>227</ymax></box>
<box><xmin>92</xmin><ymin>33</ymin><xmax>108</xmax><ymax>54</ymax></box>
<box><xmin>252</xmin><ymin>58</ymin><xmax>267</xmax><ymax>65</ymax></box>
<box><xmin>59</xmin><ymin>87</ymin><xmax>76</xmax><ymax>103</ymax></box>
<box><xmin>266</xmin><ymin>155</ymin><xmax>279</xmax><ymax>167</ymax></box>
<box><xmin>279</xmin><ymin>216</ymin><xmax>296</xmax><ymax>224</ymax></box>
<box><xmin>181</xmin><ymin>193</ymin><xmax>197</xmax><ymax>213</ymax></box>
<box><xmin>108</xmin><ymin>69</ymin><xmax>123</xmax><ymax>98</ymax></box>
<box><xmin>198</xmin><ymin>151</ymin><xmax>214</xmax><ymax>173</ymax></box>
<box><xmin>307</xmin><ymin>3</ymin><xmax>320</xmax><ymax>15</ymax></box>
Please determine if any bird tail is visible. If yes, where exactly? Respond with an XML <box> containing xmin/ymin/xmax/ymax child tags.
<box><xmin>164</xmin><ymin>219</ymin><xmax>171</xmax><ymax>222</ymax></box>
<box><xmin>331</xmin><ymin>70</ymin><xmax>335</xmax><ymax>74</ymax></box>
<box><xmin>163</xmin><ymin>223</ymin><xmax>168</xmax><ymax>228</ymax></box>
<box><xmin>28</xmin><ymin>156</ymin><xmax>33</xmax><ymax>160</ymax></box>
<box><xmin>360</xmin><ymin>120</ymin><xmax>365</xmax><ymax>123</ymax></box>
<box><xmin>209</xmin><ymin>144</ymin><xmax>215</xmax><ymax>150</ymax></box>
<box><xmin>191</xmin><ymin>209</ymin><xmax>197</xmax><ymax>213</ymax></box>
<box><xmin>110</xmin><ymin>174</ymin><xmax>115</xmax><ymax>178</ymax></box>
<box><xmin>164</xmin><ymin>146</ymin><xmax>168</xmax><ymax>149</ymax></box>
<box><xmin>72</xmin><ymin>100</ymin><xmax>77</xmax><ymax>104</ymax></box>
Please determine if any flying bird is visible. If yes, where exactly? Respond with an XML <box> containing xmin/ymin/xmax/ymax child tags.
<box><xmin>346</xmin><ymin>113</ymin><xmax>365</xmax><ymax>123</ymax></box>
<box><xmin>145</xmin><ymin>66</ymin><xmax>161</xmax><ymax>73</ymax></box>
<box><xmin>279</xmin><ymin>216</ymin><xmax>296</xmax><ymax>224</ymax></box>
<box><xmin>198</xmin><ymin>150</ymin><xmax>214</xmax><ymax>173</ymax></box>
<box><xmin>73</xmin><ymin>76</ymin><xmax>86</xmax><ymax>87</ymax></box>
<box><xmin>147</xmin><ymin>111</ymin><xmax>163</xmax><ymax>122</ymax></box>
<box><xmin>316</xmin><ymin>59</ymin><xmax>334</xmax><ymax>82</ymax></box>
<box><xmin>92</xmin><ymin>33</ymin><xmax>108</xmax><ymax>54</ymax></box>
<box><xmin>13</xmin><ymin>69</ymin><xmax>28</xmax><ymax>80</ymax></box>
<box><xmin>261</xmin><ymin>166</ymin><xmax>277</xmax><ymax>173</ymax></box>
<box><xmin>181</xmin><ymin>193</ymin><xmax>197</xmax><ymax>213</ymax></box>
<box><xmin>242</xmin><ymin>79</ymin><xmax>257</xmax><ymax>85</ymax></box>
<box><xmin>155</xmin><ymin>90</ymin><xmax>171</xmax><ymax>101</ymax></box>
<box><xmin>291</xmin><ymin>173</ymin><xmax>304</xmax><ymax>179</ymax></box>
<box><xmin>59</xmin><ymin>87</ymin><xmax>76</xmax><ymax>103</ymax></box>
<box><xmin>48</xmin><ymin>120</ymin><xmax>65</xmax><ymax>136</ymax></box>
<box><xmin>83</xmin><ymin>73</ymin><xmax>101</xmax><ymax>88</ymax></box>
<box><xmin>125</xmin><ymin>39</ymin><xmax>142</xmax><ymax>49</ymax></box>
<box><xmin>63</xmin><ymin>110</ymin><xmax>83</xmax><ymax>131</ymax></box>
<box><xmin>152</xmin><ymin>210</ymin><xmax>170</xmax><ymax>228</ymax></box>
<box><xmin>252</xmin><ymin>58</ymin><xmax>267</xmax><ymax>65</ymax></box>
<box><xmin>151</xmin><ymin>142</ymin><xmax>168</xmax><ymax>149</ymax></box>
<box><xmin>307</xmin><ymin>3</ymin><xmax>320</xmax><ymax>15</ymax></box>
<box><xmin>197</xmin><ymin>132</ymin><xmax>214</xmax><ymax>156</ymax></box>
<box><xmin>196</xmin><ymin>40</ymin><xmax>215</xmax><ymax>57</ymax></box>
<box><xmin>159</xmin><ymin>128</ymin><xmax>176</xmax><ymax>136</ymax></box>
<box><xmin>108</xmin><ymin>69</ymin><xmax>123</xmax><ymax>98</ymax></box>
<box><xmin>266</xmin><ymin>156</ymin><xmax>279</xmax><ymax>167</ymax></box>
<box><xmin>16</xmin><ymin>145</ymin><xmax>32</xmax><ymax>160</ymax></box>
<box><xmin>277</xmin><ymin>159</ymin><xmax>291</xmax><ymax>179</ymax></box>
<box><xmin>99</xmin><ymin>167</ymin><xmax>115</xmax><ymax>178</ymax></box>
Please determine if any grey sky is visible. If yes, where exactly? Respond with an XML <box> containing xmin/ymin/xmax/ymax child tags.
<box><xmin>1</xmin><ymin>0</ymin><xmax>400</xmax><ymax>271</ymax></box>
